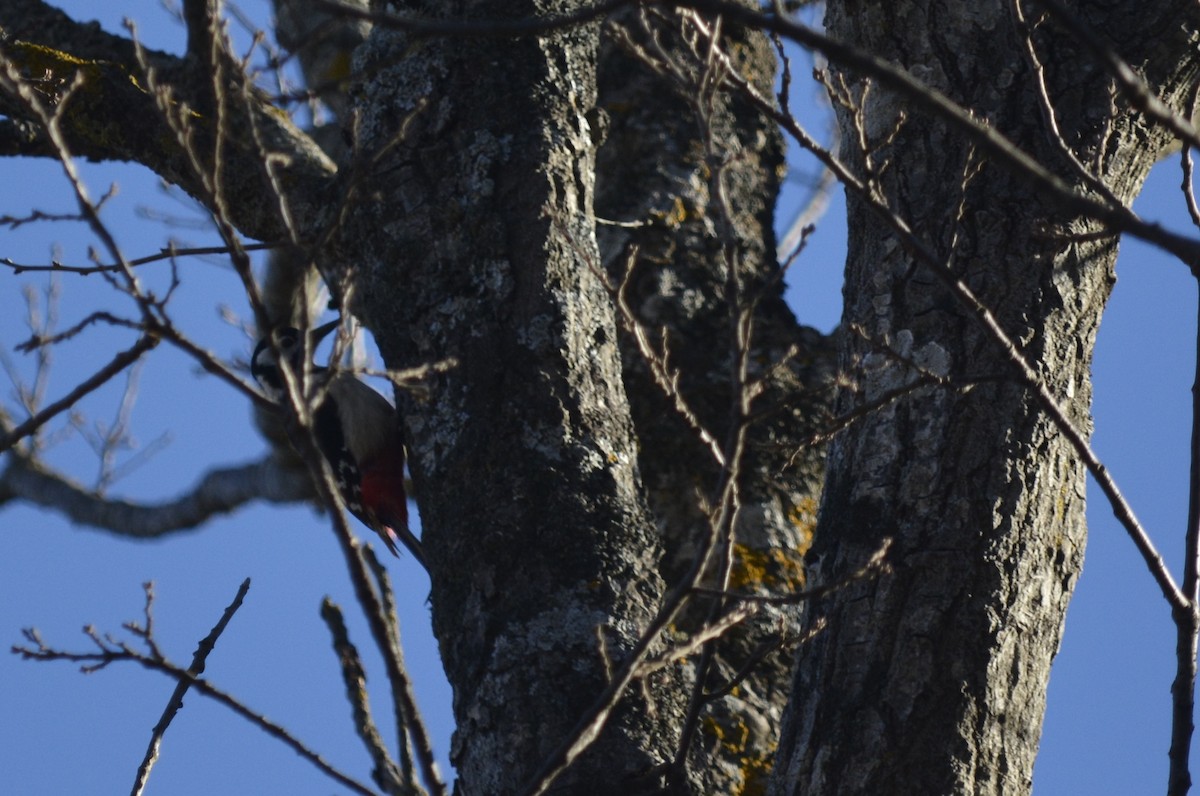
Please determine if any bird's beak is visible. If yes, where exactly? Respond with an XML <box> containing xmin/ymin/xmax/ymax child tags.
<box><xmin>309</xmin><ymin>319</ymin><xmax>341</xmax><ymax>346</ymax></box>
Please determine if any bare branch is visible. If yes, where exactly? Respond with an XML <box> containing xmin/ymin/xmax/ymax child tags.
<box><xmin>0</xmin><ymin>335</ymin><xmax>158</xmax><ymax>454</ymax></box>
<box><xmin>0</xmin><ymin>453</ymin><xmax>314</xmax><ymax>538</ymax></box>
<box><xmin>0</xmin><ymin>5</ymin><xmax>336</xmax><ymax>243</ymax></box>
<box><xmin>1009</xmin><ymin>0</ymin><xmax>1123</xmax><ymax>207</ymax></box>
<box><xmin>362</xmin><ymin>549</ymin><xmax>444</xmax><ymax>796</ymax></box>
<box><xmin>703</xmin><ymin>615</ymin><xmax>827</xmax><ymax>701</ymax></box>
<box><xmin>1183</xmin><ymin>147</ymin><xmax>1200</xmax><ymax>232</ymax></box>
<box><xmin>1</xmin><ymin>242</ymin><xmax>277</xmax><ymax>275</ymax></box>
<box><xmin>1171</xmin><ymin>270</ymin><xmax>1200</xmax><ymax>795</ymax></box>
<box><xmin>312</xmin><ymin>0</ymin><xmax>1200</xmax><ymax>267</ymax></box>
<box><xmin>320</xmin><ymin>598</ymin><xmax>409</xmax><ymax>795</ymax></box>
<box><xmin>707</xmin><ymin>0</ymin><xmax>1200</xmax><ymax>268</ymax></box>
<box><xmin>608</xmin><ymin>247</ymin><xmax>727</xmax><ymax>467</ymax></box>
<box><xmin>131</xmin><ymin>578</ymin><xmax>252</xmax><ymax>796</ymax></box>
<box><xmin>634</xmin><ymin>602</ymin><xmax>759</xmax><ymax>678</ymax></box>
<box><xmin>12</xmin><ymin>613</ymin><xmax>376</xmax><ymax>796</ymax></box>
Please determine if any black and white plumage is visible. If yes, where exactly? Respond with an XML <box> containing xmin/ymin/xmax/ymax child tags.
<box><xmin>251</xmin><ymin>322</ymin><xmax>426</xmax><ymax>569</ymax></box>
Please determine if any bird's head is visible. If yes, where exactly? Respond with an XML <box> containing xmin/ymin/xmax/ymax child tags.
<box><xmin>251</xmin><ymin>320</ymin><xmax>339</xmax><ymax>399</ymax></box>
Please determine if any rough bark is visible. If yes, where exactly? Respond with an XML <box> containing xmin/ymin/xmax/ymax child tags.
<box><xmin>342</xmin><ymin>3</ymin><xmax>681</xmax><ymax>793</ymax></box>
<box><xmin>14</xmin><ymin>0</ymin><xmax>1200</xmax><ymax>794</ymax></box>
<box><xmin>0</xmin><ymin>2</ymin><xmax>832</xmax><ymax>790</ymax></box>
<box><xmin>594</xmin><ymin>11</ymin><xmax>832</xmax><ymax>793</ymax></box>
<box><xmin>0</xmin><ymin>0</ymin><xmax>337</xmax><ymax>244</ymax></box>
<box><xmin>772</xmin><ymin>2</ymin><xmax>1200</xmax><ymax>794</ymax></box>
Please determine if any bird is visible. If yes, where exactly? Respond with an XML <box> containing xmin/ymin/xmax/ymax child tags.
<box><xmin>250</xmin><ymin>320</ymin><xmax>426</xmax><ymax>569</ymax></box>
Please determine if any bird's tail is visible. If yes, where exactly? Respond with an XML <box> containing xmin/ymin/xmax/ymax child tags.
<box><xmin>380</xmin><ymin>522</ymin><xmax>427</xmax><ymax>570</ymax></box>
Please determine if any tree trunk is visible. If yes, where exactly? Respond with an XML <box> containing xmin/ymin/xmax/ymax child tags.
<box><xmin>773</xmin><ymin>2</ymin><xmax>1200</xmax><ymax>794</ymax></box>
<box><xmin>343</xmin><ymin>4</ymin><xmax>680</xmax><ymax>793</ymax></box>
<box><xmin>341</xmin><ymin>3</ymin><xmax>832</xmax><ymax>793</ymax></box>
<box><xmin>594</xmin><ymin>11</ymin><xmax>832</xmax><ymax>794</ymax></box>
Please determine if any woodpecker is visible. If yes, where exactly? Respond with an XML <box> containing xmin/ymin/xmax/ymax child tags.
<box><xmin>251</xmin><ymin>321</ymin><xmax>426</xmax><ymax>569</ymax></box>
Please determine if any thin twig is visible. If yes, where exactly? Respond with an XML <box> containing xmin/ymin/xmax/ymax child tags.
<box><xmin>1169</xmin><ymin>278</ymin><xmax>1200</xmax><ymax>796</ymax></box>
<box><xmin>0</xmin><ymin>242</ymin><xmax>277</xmax><ymax>275</ymax></box>
<box><xmin>0</xmin><ymin>335</ymin><xmax>158</xmax><ymax>454</ymax></box>
<box><xmin>361</xmin><ymin>550</ymin><xmax>421</xmax><ymax>792</ymax></box>
<box><xmin>13</xmin><ymin>625</ymin><xmax>376</xmax><ymax>796</ymax></box>
<box><xmin>634</xmin><ymin>602</ymin><xmax>758</xmax><ymax>678</ymax></box>
<box><xmin>131</xmin><ymin>578</ymin><xmax>252</xmax><ymax>796</ymax></box>
<box><xmin>666</xmin><ymin>17</ymin><xmax>755</xmax><ymax>778</ymax></box>
<box><xmin>0</xmin><ymin>452</ymin><xmax>315</xmax><ymax>538</ymax></box>
<box><xmin>268</xmin><ymin>330</ymin><xmax>447</xmax><ymax>796</ymax></box>
<box><xmin>320</xmin><ymin>598</ymin><xmax>407</xmax><ymax>795</ymax></box>
<box><xmin>363</xmin><ymin>548</ymin><xmax>443</xmax><ymax>795</ymax></box>
<box><xmin>607</xmin><ymin>248</ymin><xmax>727</xmax><ymax>467</ymax></box>
<box><xmin>1183</xmin><ymin>148</ymin><xmax>1200</xmax><ymax>232</ymax></box>
<box><xmin>707</xmin><ymin>0</ymin><xmax>1200</xmax><ymax>268</ymax></box>
<box><xmin>15</xmin><ymin>311</ymin><xmax>144</xmax><ymax>353</ymax></box>
<box><xmin>1009</xmin><ymin>0</ymin><xmax>1122</xmax><ymax>207</ymax></box>
<box><xmin>703</xmin><ymin>615</ymin><xmax>827</xmax><ymax>701</ymax></box>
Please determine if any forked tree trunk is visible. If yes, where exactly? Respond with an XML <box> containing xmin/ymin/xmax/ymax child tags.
<box><xmin>10</xmin><ymin>0</ymin><xmax>1199</xmax><ymax>792</ymax></box>
<box><xmin>343</xmin><ymin>2</ymin><xmax>827</xmax><ymax>793</ymax></box>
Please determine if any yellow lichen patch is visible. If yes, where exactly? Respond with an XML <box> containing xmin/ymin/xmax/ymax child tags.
<box><xmin>726</xmin><ymin>40</ymin><xmax>764</xmax><ymax>85</ymax></box>
<box><xmin>726</xmin><ymin>498</ymin><xmax>816</xmax><ymax>591</ymax></box>
<box><xmin>730</xmin><ymin>544</ymin><xmax>771</xmax><ymax>590</ymax></box>
<box><xmin>736</xmin><ymin>753</ymin><xmax>773</xmax><ymax>796</ymax></box>
<box><xmin>704</xmin><ymin>714</ymin><xmax>748</xmax><ymax>750</ymax></box>
<box><xmin>787</xmin><ymin>495</ymin><xmax>819</xmax><ymax>554</ymax></box>
<box><xmin>702</xmin><ymin>714</ymin><xmax>775</xmax><ymax>796</ymax></box>
<box><xmin>1055</xmin><ymin>479</ymin><xmax>1070</xmax><ymax>522</ymax></box>
<box><xmin>8</xmin><ymin>41</ymin><xmax>98</xmax><ymax>71</ymax></box>
<box><xmin>730</xmin><ymin>543</ymin><xmax>807</xmax><ymax>592</ymax></box>
<box><xmin>5</xmin><ymin>41</ymin><xmax>109</xmax><ymax>104</ymax></box>
<box><xmin>649</xmin><ymin>195</ymin><xmax>689</xmax><ymax>228</ymax></box>
<box><xmin>5</xmin><ymin>40</ymin><xmax>202</xmax><ymax>129</ymax></box>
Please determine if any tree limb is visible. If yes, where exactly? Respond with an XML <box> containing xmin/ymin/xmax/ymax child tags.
<box><xmin>0</xmin><ymin>453</ymin><xmax>315</xmax><ymax>538</ymax></box>
<box><xmin>0</xmin><ymin>0</ymin><xmax>338</xmax><ymax>243</ymax></box>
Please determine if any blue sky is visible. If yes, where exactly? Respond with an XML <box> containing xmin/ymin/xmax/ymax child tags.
<box><xmin>0</xmin><ymin>3</ymin><xmax>1196</xmax><ymax>794</ymax></box>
